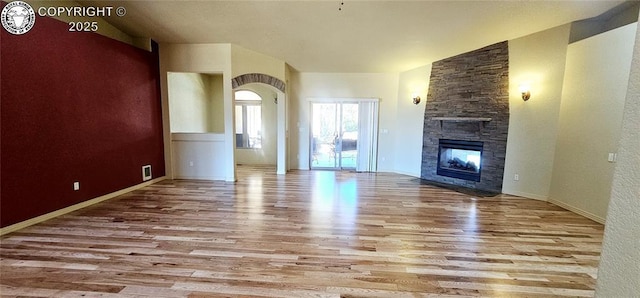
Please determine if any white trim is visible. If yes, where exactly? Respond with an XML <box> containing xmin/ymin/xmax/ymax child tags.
<box><xmin>0</xmin><ymin>176</ymin><xmax>166</xmax><ymax>236</ymax></box>
<box><xmin>277</xmin><ymin>92</ymin><xmax>287</xmax><ymax>175</ymax></box>
<box><xmin>548</xmin><ymin>199</ymin><xmax>606</xmax><ymax>224</ymax></box>
<box><xmin>502</xmin><ymin>190</ymin><xmax>548</xmax><ymax>201</ymax></box>
<box><xmin>393</xmin><ymin>170</ymin><xmax>420</xmax><ymax>178</ymax></box>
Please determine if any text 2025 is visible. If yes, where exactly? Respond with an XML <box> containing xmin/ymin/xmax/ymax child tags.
<box><xmin>69</xmin><ymin>22</ymin><xmax>98</xmax><ymax>32</ymax></box>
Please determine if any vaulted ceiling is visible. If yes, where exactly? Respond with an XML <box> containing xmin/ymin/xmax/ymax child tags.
<box><xmin>81</xmin><ymin>0</ymin><xmax>626</xmax><ymax>73</ymax></box>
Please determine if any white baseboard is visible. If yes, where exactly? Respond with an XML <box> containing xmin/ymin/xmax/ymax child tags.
<box><xmin>392</xmin><ymin>170</ymin><xmax>420</xmax><ymax>178</ymax></box>
<box><xmin>548</xmin><ymin>199</ymin><xmax>606</xmax><ymax>224</ymax></box>
<box><xmin>0</xmin><ymin>176</ymin><xmax>166</xmax><ymax>236</ymax></box>
<box><xmin>502</xmin><ymin>190</ymin><xmax>548</xmax><ymax>201</ymax></box>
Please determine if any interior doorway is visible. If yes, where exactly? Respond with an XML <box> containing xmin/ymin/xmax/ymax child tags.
<box><xmin>310</xmin><ymin>99</ymin><xmax>379</xmax><ymax>171</ymax></box>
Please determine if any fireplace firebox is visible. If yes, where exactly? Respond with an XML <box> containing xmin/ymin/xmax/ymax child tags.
<box><xmin>437</xmin><ymin>139</ymin><xmax>484</xmax><ymax>182</ymax></box>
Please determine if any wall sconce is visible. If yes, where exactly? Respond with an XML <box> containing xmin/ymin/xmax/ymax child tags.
<box><xmin>412</xmin><ymin>93</ymin><xmax>421</xmax><ymax>105</ymax></box>
<box><xmin>519</xmin><ymin>84</ymin><xmax>531</xmax><ymax>101</ymax></box>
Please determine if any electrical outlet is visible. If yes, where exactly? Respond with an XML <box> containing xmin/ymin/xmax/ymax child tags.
<box><xmin>189</xmin><ymin>161</ymin><xmax>194</xmax><ymax>167</ymax></box>
<box><xmin>73</xmin><ymin>182</ymin><xmax>80</xmax><ymax>191</ymax></box>
<box><xmin>608</xmin><ymin>153</ymin><xmax>617</xmax><ymax>163</ymax></box>
<box><xmin>514</xmin><ymin>174</ymin><xmax>519</xmax><ymax>181</ymax></box>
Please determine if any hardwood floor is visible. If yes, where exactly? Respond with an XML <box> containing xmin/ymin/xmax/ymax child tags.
<box><xmin>1</xmin><ymin>167</ymin><xmax>604</xmax><ymax>297</ymax></box>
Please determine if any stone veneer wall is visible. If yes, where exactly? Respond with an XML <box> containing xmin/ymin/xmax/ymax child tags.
<box><xmin>232</xmin><ymin>73</ymin><xmax>285</xmax><ymax>92</ymax></box>
<box><xmin>421</xmin><ymin>42</ymin><xmax>509</xmax><ymax>193</ymax></box>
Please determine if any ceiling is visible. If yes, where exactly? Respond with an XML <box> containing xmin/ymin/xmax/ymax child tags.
<box><xmin>80</xmin><ymin>0</ymin><xmax>627</xmax><ymax>73</ymax></box>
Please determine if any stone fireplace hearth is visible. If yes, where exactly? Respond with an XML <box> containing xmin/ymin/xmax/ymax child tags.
<box><xmin>421</xmin><ymin>41</ymin><xmax>509</xmax><ymax>193</ymax></box>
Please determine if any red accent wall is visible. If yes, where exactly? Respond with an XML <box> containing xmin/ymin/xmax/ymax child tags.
<box><xmin>1</xmin><ymin>9</ymin><xmax>165</xmax><ymax>227</ymax></box>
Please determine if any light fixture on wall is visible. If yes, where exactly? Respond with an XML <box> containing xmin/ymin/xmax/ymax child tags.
<box><xmin>519</xmin><ymin>83</ymin><xmax>531</xmax><ymax>101</ymax></box>
<box><xmin>412</xmin><ymin>93</ymin><xmax>421</xmax><ymax>105</ymax></box>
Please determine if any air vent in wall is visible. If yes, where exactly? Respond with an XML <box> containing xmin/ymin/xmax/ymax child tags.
<box><xmin>142</xmin><ymin>165</ymin><xmax>152</xmax><ymax>181</ymax></box>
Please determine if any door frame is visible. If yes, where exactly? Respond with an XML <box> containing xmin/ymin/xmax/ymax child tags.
<box><xmin>308</xmin><ymin>98</ymin><xmax>379</xmax><ymax>171</ymax></box>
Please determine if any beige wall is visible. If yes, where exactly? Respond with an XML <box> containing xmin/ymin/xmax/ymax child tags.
<box><xmin>168</xmin><ymin>72</ymin><xmax>221</xmax><ymax>133</ymax></box>
<box><xmin>231</xmin><ymin>45</ymin><xmax>286</xmax><ymax>81</ymax></box>
<box><xmin>235</xmin><ymin>83</ymin><xmax>278</xmax><ymax>165</ymax></box>
<box><xmin>161</xmin><ymin>44</ymin><xmax>232</xmax><ymax>72</ymax></box>
<box><xmin>209</xmin><ymin>75</ymin><xmax>225</xmax><ymax>133</ymax></box>
<box><xmin>502</xmin><ymin>25</ymin><xmax>571</xmax><ymax>200</ymax></box>
<box><xmin>595</xmin><ymin>17</ymin><xmax>640</xmax><ymax>297</ymax></box>
<box><xmin>289</xmin><ymin>72</ymin><xmax>399</xmax><ymax>171</ymax></box>
<box><xmin>547</xmin><ymin>23</ymin><xmax>637</xmax><ymax>222</ymax></box>
<box><xmin>394</xmin><ymin>65</ymin><xmax>430</xmax><ymax>177</ymax></box>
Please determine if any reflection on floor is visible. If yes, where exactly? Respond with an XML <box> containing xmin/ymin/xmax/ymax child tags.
<box><xmin>1</xmin><ymin>166</ymin><xmax>604</xmax><ymax>297</ymax></box>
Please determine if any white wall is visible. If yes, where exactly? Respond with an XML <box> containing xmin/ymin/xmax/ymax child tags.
<box><xmin>289</xmin><ymin>72</ymin><xmax>399</xmax><ymax>171</ymax></box>
<box><xmin>502</xmin><ymin>25</ymin><xmax>571</xmax><ymax>200</ymax></box>
<box><xmin>595</xmin><ymin>17</ymin><xmax>640</xmax><ymax>297</ymax></box>
<box><xmin>394</xmin><ymin>65</ymin><xmax>430</xmax><ymax>177</ymax></box>
<box><xmin>235</xmin><ymin>83</ymin><xmax>278</xmax><ymax>165</ymax></box>
<box><xmin>547</xmin><ymin>23</ymin><xmax>637</xmax><ymax>222</ymax></box>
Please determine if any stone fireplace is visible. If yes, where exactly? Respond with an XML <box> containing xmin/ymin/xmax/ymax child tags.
<box><xmin>421</xmin><ymin>42</ymin><xmax>509</xmax><ymax>193</ymax></box>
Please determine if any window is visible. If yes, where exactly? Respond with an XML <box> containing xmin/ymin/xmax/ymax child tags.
<box><xmin>235</xmin><ymin>90</ymin><xmax>262</xmax><ymax>149</ymax></box>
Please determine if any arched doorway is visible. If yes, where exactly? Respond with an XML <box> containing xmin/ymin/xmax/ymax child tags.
<box><xmin>232</xmin><ymin>73</ymin><xmax>287</xmax><ymax>175</ymax></box>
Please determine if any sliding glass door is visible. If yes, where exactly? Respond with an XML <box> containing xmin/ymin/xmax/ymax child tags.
<box><xmin>310</xmin><ymin>100</ymin><xmax>378</xmax><ymax>171</ymax></box>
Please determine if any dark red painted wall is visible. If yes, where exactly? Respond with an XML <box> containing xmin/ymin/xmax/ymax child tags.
<box><xmin>1</xmin><ymin>8</ymin><xmax>165</xmax><ymax>227</ymax></box>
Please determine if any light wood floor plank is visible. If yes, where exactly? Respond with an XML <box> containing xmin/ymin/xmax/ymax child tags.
<box><xmin>1</xmin><ymin>167</ymin><xmax>604</xmax><ymax>297</ymax></box>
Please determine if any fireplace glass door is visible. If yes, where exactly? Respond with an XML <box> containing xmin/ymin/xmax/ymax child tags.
<box><xmin>437</xmin><ymin>139</ymin><xmax>483</xmax><ymax>181</ymax></box>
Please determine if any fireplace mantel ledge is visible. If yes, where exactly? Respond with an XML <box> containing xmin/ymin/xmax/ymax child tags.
<box><xmin>431</xmin><ymin>117</ymin><xmax>492</xmax><ymax>129</ymax></box>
